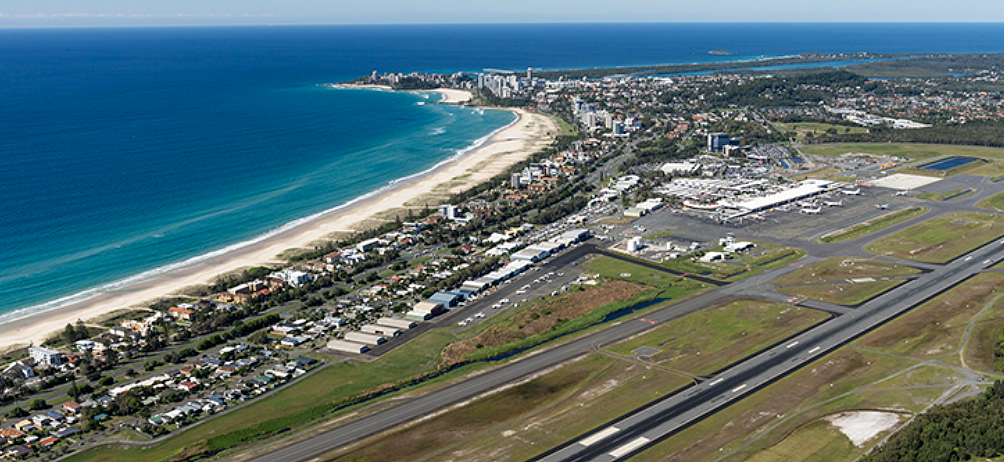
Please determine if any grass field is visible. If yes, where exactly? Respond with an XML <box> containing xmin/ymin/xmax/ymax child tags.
<box><xmin>864</xmin><ymin>212</ymin><xmax>1004</xmax><ymax>263</ymax></box>
<box><xmin>962</xmin><ymin>160</ymin><xmax>1004</xmax><ymax>179</ymax></box>
<box><xmin>779</xmin><ymin>280</ymin><xmax>906</xmax><ymax>306</ymax></box>
<box><xmin>658</xmin><ymin>256</ymin><xmax>760</xmax><ymax>281</ymax></box>
<box><xmin>778</xmin><ymin>122</ymin><xmax>870</xmax><ymax>139</ymax></box>
<box><xmin>775</xmin><ymin>258</ymin><xmax>921</xmax><ymax>286</ymax></box>
<box><xmin>605</xmin><ymin>299</ymin><xmax>830</xmax><ymax>376</ymax></box>
<box><xmin>735</xmin><ymin>247</ymin><xmax>806</xmax><ymax>268</ymax></box>
<box><xmin>799</xmin><ymin>143</ymin><xmax>1004</xmax><ymax>161</ymax></box>
<box><xmin>856</xmin><ymin>272</ymin><xmax>1004</xmax><ymax>363</ymax></box>
<box><xmin>978</xmin><ymin>191</ymin><xmax>1004</xmax><ymax>211</ymax></box>
<box><xmin>630</xmin><ymin>348</ymin><xmax>939</xmax><ymax>462</ymax></box>
<box><xmin>740</xmin><ymin>420</ymin><xmax>858</xmax><ymax>462</ymax></box>
<box><xmin>819</xmin><ymin>207</ymin><xmax>928</xmax><ymax>244</ymax></box>
<box><xmin>918</xmin><ymin>189</ymin><xmax>973</xmax><ymax>201</ymax></box>
<box><xmin>326</xmin><ymin>354</ymin><xmax>691</xmax><ymax>462</ymax></box>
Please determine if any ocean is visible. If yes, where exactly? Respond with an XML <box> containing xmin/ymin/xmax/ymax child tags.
<box><xmin>1</xmin><ymin>23</ymin><xmax>1003</xmax><ymax>324</ymax></box>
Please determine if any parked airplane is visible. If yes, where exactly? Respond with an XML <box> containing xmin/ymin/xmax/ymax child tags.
<box><xmin>842</xmin><ymin>188</ymin><xmax>861</xmax><ymax>195</ymax></box>
<box><xmin>824</xmin><ymin>200</ymin><xmax>843</xmax><ymax>207</ymax></box>
<box><xmin>894</xmin><ymin>190</ymin><xmax>909</xmax><ymax>196</ymax></box>
<box><xmin>875</xmin><ymin>203</ymin><xmax>890</xmax><ymax>209</ymax></box>
<box><xmin>800</xmin><ymin>207</ymin><xmax>822</xmax><ymax>215</ymax></box>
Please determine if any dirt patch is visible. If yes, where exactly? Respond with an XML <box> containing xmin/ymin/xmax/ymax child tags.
<box><xmin>825</xmin><ymin>411</ymin><xmax>900</xmax><ymax>446</ymax></box>
<box><xmin>441</xmin><ymin>280</ymin><xmax>644</xmax><ymax>367</ymax></box>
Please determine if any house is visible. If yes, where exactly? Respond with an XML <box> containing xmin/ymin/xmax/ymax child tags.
<box><xmin>280</xmin><ymin>336</ymin><xmax>309</xmax><ymax>347</ymax></box>
<box><xmin>178</xmin><ymin>381</ymin><xmax>199</xmax><ymax>392</ymax></box>
<box><xmin>4</xmin><ymin>445</ymin><xmax>32</xmax><ymax>458</ymax></box>
<box><xmin>52</xmin><ymin>427</ymin><xmax>80</xmax><ymax>438</ymax></box>
<box><xmin>0</xmin><ymin>427</ymin><xmax>24</xmax><ymax>441</ymax></box>
<box><xmin>699</xmin><ymin>251</ymin><xmax>728</xmax><ymax>263</ymax></box>
<box><xmin>13</xmin><ymin>420</ymin><xmax>35</xmax><ymax>433</ymax></box>
<box><xmin>39</xmin><ymin>436</ymin><xmax>59</xmax><ymax>447</ymax></box>
<box><xmin>62</xmin><ymin>401</ymin><xmax>82</xmax><ymax>415</ymax></box>
<box><xmin>294</xmin><ymin>356</ymin><xmax>317</xmax><ymax>368</ymax></box>
<box><xmin>168</xmin><ymin>306</ymin><xmax>195</xmax><ymax>321</ymax></box>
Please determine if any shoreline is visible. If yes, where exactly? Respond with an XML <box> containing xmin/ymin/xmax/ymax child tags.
<box><xmin>0</xmin><ymin>90</ymin><xmax>559</xmax><ymax>350</ymax></box>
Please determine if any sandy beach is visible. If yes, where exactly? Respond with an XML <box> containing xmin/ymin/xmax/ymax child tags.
<box><xmin>0</xmin><ymin>90</ymin><xmax>560</xmax><ymax>350</ymax></box>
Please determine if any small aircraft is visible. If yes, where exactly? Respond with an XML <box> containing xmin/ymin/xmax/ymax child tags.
<box><xmin>895</xmin><ymin>190</ymin><xmax>909</xmax><ymax>196</ymax></box>
<box><xmin>800</xmin><ymin>207</ymin><xmax>822</xmax><ymax>215</ymax></box>
<box><xmin>842</xmin><ymin>188</ymin><xmax>861</xmax><ymax>195</ymax></box>
<box><xmin>875</xmin><ymin>204</ymin><xmax>890</xmax><ymax>209</ymax></box>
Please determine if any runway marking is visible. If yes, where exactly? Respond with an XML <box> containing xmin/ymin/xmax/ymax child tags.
<box><xmin>580</xmin><ymin>426</ymin><xmax>620</xmax><ymax>446</ymax></box>
<box><xmin>731</xmin><ymin>384</ymin><xmax>747</xmax><ymax>393</ymax></box>
<box><xmin>786</xmin><ymin>341</ymin><xmax>799</xmax><ymax>348</ymax></box>
<box><xmin>790</xmin><ymin>263</ymin><xmax>804</xmax><ymax>268</ymax></box>
<box><xmin>640</xmin><ymin>318</ymin><xmax>657</xmax><ymax>325</ymax></box>
<box><xmin>609</xmin><ymin>436</ymin><xmax>651</xmax><ymax>458</ymax></box>
<box><xmin>709</xmin><ymin>378</ymin><xmax>723</xmax><ymax>386</ymax></box>
<box><xmin>808</xmin><ymin>346</ymin><xmax>821</xmax><ymax>354</ymax></box>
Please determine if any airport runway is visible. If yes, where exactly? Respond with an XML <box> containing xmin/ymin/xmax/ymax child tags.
<box><xmin>533</xmin><ymin>239</ymin><xmax>1004</xmax><ymax>462</ymax></box>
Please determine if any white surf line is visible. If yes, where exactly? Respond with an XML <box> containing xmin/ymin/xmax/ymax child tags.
<box><xmin>609</xmin><ymin>436</ymin><xmax>651</xmax><ymax>459</ymax></box>
<box><xmin>579</xmin><ymin>427</ymin><xmax>620</xmax><ymax>446</ymax></box>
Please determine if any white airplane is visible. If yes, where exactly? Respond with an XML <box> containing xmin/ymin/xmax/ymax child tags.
<box><xmin>875</xmin><ymin>203</ymin><xmax>890</xmax><ymax>209</ymax></box>
<box><xmin>824</xmin><ymin>200</ymin><xmax>843</xmax><ymax>207</ymax></box>
<box><xmin>800</xmin><ymin>207</ymin><xmax>822</xmax><ymax>215</ymax></box>
<box><xmin>895</xmin><ymin>190</ymin><xmax>909</xmax><ymax>196</ymax></box>
<box><xmin>842</xmin><ymin>188</ymin><xmax>861</xmax><ymax>195</ymax></box>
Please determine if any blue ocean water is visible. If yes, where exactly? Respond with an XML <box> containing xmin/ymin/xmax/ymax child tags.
<box><xmin>1</xmin><ymin>23</ymin><xmax>1003</xmax><ymax>323</ymax></box>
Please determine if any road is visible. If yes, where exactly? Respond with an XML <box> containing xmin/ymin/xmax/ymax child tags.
<box><xmin>240</xmin><ymin>248</ymin><xmax>808</xmax><ymax>462</ymax></box>
<box><xmin>241</xmin><ymin>179</ymin><xmax>1004</xmax><ymax>462</ymax></box>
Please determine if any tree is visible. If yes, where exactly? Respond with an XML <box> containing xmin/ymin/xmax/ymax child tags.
<box><xmin>61</xmin><ymin>323</ymin><xmax>77</xmax><ymax>345</ymax></box>
<box><xmin>28</xmin><ymin>398</ymin><xmax>47</xmax><ymax>411</ymax></box>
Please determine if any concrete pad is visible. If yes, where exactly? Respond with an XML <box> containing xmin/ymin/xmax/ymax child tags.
<box><xmin>871</xmin><ymin>174</ymin><xmax>941</xmax><ymax>190</ymax></box>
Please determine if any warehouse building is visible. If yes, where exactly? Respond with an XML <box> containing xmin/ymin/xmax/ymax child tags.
<box><xmin>327</xmin><ymin>340</ymin><xmax>369</xmax><ymax>354</ymax></box>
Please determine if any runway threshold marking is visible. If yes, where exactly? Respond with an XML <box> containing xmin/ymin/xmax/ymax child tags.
<box><xmin>580</xmin><ymin>427</ymin><xmax>620</xmax><ymax>446</ymax></box>
<box><xmin>609</xmin><ymin>436</ymin><xmax>651</xmax><ymax>459</ymax></box>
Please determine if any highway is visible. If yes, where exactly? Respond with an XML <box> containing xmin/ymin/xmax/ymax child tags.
<box><xmin>532</xmin><ymin>239</ymin><xmax>1004</xmax><ymax>462</ymax></box>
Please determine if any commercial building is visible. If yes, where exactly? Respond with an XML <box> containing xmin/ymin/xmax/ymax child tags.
<box><xmin>343</xmin><ymin>332</ymin><xmax>386</xmax><ymax>346</ymax></box>
<box><xmin>29</xmin><ymin>347</ymin><xmax>64</xmax><ymax>367</ymax></box>
<box><xmin>377</xmin><ymin>317</ymin><xmax>417</xmax><ymax>330</ymax></box>
<box><xmin>361</xmin><ymin>324</ymin><xmax>401</xmax><ymax>337</ymax></box>
<box><xmin>708</xmin><ymin>132</ymin><xmax>731</xmax><ymax>152</ymax></box>
<box><xmin>326</xmin><ymin>340</ymin><xmax>369</xmax><ymax>354</ymax></box>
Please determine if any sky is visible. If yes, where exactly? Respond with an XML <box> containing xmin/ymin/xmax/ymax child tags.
<box><xmin>2</xmin><ymin>0</ymin><xmax>1004</xmax><ymax>27</ymax></box>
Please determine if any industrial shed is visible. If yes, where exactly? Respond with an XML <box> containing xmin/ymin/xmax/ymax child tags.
<box><xmin>326</xmin><ymin>340</ymin><xmax>369</xmax><ymax>354</ymax></box>
<box><xmin>343</xmin><ymin>332</ymin><xmax>386</xmax><ymax>345</ymax></box>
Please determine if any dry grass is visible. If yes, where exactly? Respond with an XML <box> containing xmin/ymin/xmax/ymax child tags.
<box><xmin>855</xmin><ymin>272</ymin><xmax>1004</xmax><ymax>360</ymax></box>
<box><xmin>441</xmin><ymin>280</ymin><xmax>644</xmax><ymax>366</ymax></box>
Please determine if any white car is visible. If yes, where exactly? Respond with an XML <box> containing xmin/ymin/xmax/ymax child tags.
<box><xmin>500</xmin><ymin>298</ymin><xmax>509</xmax><ymax>304</ymax></box>
<box><xmin>476</xmin><ymin>312</ymin><xmax>485</xmax><ymax>318</ymax></box>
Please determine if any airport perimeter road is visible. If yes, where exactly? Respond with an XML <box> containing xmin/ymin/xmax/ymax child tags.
<box><xmin>533</xmin><ymin>241</ymin><xmax>1004</xmax><ymax>462</ymax></box>
<box><xmin>239</xmin><ymin>262</ymin><xmax>805</xmax><ymax>462</ymax></box>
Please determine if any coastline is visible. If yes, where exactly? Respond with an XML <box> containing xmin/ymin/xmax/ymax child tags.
<box><xmin>0</xmin><ymin>90</ymin><xmax>559</xmax><ymax>350</ymax></box>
